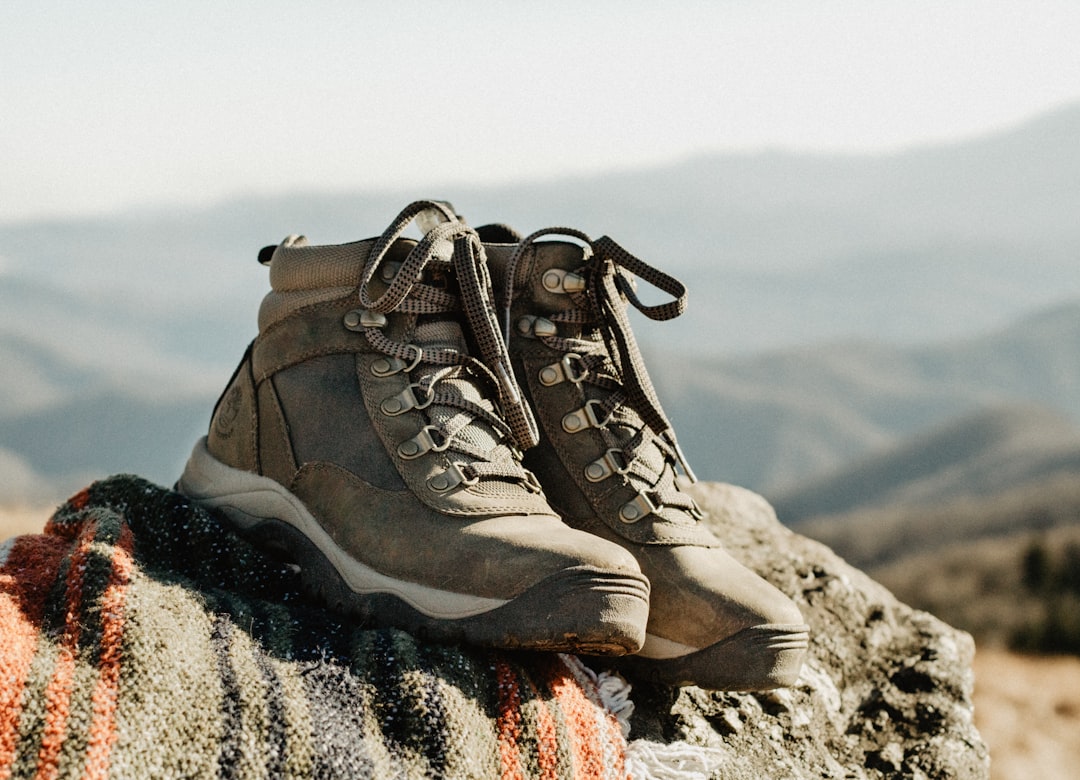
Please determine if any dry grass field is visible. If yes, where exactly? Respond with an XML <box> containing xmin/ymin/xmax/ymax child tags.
<box><xmin>2</xmin><ymin>507</ymin><xmax>1079</xmax><ymax>778</ymax></box>
<box><xmin>974</xmin><ymin>647</ymin><xmax>1080</xmax><ymax>780</ymax></box>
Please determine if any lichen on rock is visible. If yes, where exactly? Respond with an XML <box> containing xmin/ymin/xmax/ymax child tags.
<box><xmin>614</xmin><ymin>481</ymin><xmax>990</xmax><ymax>779</ymax></box>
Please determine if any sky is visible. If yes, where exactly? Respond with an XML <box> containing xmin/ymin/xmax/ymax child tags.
<box><xmin>3</xmin><ymin>1</ymin><xmax>1080</xmax><ymax>222</ymax></box>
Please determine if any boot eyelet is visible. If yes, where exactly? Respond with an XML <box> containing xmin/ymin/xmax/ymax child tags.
<box><xmin>562</xmin><ymin>411</ymin><xmax>586</xmax><ymax>433</ymax></box>
<box><xmin>532</xmin><ymin>317</ymin><xmax>557</xmax><ymax>338</ymax></box>
<box><xmin>401</xmin><ymin>344</ymin><xmax>423</xmax><ymax>372</ymax></box>
<box><xmin>398</xmin><ymin>439</ymin><xmax>422</xmax><ymax>458</ymax></box>
<box><xmin>371</xmin><ymin>357</ymin><xmax>402</xmax><ymax>376</ymax></box>
<box><xmin>541</xmin><ymin>268</ymin><xmax>585</xmax><ymax>294</ymax></box>
<box><xmin>516</xmin><ymin>315</ymin><xmax>536</xmax><ymax>335</ymax></box>
<box><xmin>381</xmin><ymin>384</ymin><xmax>435</xmax><ymax>416</ymax></box>
<box><xmin>619</xmin><ymin>491</ymin><xmax>659</xmax><ymax>523</ymax></box>
<box><xmin>538</xmin><ymin>353</ymin><xmax>586</xmax><ymax>386</ymax></box>
<box><xmin>561</xmin><ymin>400</ymin><xmax>608</xmax><ymax>433</ymax></box>
<box><xmin>538</xmin><ymin>365</ymin><xmax>561</xmax><ymax>386</ymax></box>
<box><xmin>380</xmin><ymin>260</ymin><xmax>402</xmax><ymax>283</ymax></box>
<box><xmin>397</xmin><ymin>425</ymin><xmax>449</xmax><ymax>460</ymax></box>
<box><xmin>371</xmin><ymin>345</ymin><xmax>422</xmax><ymax>376</ymax></box>
<box><xmin>521</xmin><ymin>470</ymin><xmax>543</xmax><ymax>494</ymax></box>
<box><xmin>428</xmin><ymin>463</ymin><xmax>477</xmax><ymax>493</ymax></box>
<box><xmin>344</xmin><ymin>309</ymin><xmax>386</xmax><ymax>331</ymax></box>
<box><xmin>562</xmin><ymin>272</ymin><xmax>586</xmax><ymax>293</ymax></box>
<box><xmin>516</xmin><ymin>315</ymin><xmax>557</xmax><ymax>339</ymax></box>
<box><xmin>382</xmin><ymin>396</ymin><xmax>406</xmax><ymax>415</ymax></box>
<box><xmin>361</xmin><ymin>310</ymin><xmax>388</xmax><ymax>328</ymax></box>
<box><xmin>584</xmin><ymin>462</ymin><xmax>606</xmax><ymax>481</ymax></box>
<box><xmin>584</xmin><ymin>449</ymin><xmax>628</xmax><ymax>482</ymax></box>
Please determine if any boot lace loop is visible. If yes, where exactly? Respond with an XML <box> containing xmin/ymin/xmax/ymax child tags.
<box><xmin>357</xmin><ymin>201</ymin><xmax>541</xmax><ymax>489</ymax></box>
<box><xmin>502</xmin><ymin>229</ymin><xmax>699</xmax><ymax>493</ymax></box>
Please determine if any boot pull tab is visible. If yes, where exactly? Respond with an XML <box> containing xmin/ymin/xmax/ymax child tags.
<box><xmin>416</xmin><ymin>201</ymin><xmax>460</xmax><ymax>233</ymax></box>
<box><xmin>257</xmin><ymin>245</ymin><xmax>277</xmax><ymax>265</ymax></box>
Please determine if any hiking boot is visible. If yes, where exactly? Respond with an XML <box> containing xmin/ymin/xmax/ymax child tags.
<box><xmin>177</xmin><ymin>202</ymin><xmax>650</xmax><ymax>654</ymax></box>
<box><xmin>481</xmin><ymin>224</ymin><xmax>809</xmax><ymax>689</ymax></box>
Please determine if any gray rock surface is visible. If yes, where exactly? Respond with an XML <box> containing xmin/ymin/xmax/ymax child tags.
<box><xmin>614</xmin><ymin>482</ymin><xmax>990</xmax><ymax>779</ymax></box>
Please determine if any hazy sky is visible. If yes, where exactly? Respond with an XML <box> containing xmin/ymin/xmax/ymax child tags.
<box><xmin>4</xmin><ymin>1</ymin><xmax>1080</xmax><ymax>221</ymax></box>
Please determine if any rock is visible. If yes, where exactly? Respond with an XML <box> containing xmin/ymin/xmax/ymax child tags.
<box><xmin>3</xmin><ymin>476</ymin><xmax>990</xmax><ymax>778</ymax></box>
<box><xmin>615</xmin><ymin>482</ymin><xmax>990</xmax><ymax>779</ymax></box>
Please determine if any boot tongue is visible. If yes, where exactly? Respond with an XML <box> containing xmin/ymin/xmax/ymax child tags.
<box><xmin>475</xmin><ymin>224</ymin><xmax>523</xmax><ymax>243</ymax></box>
<box><xmin>413</xmin><ymin>320</ymin><xmax>501</xmax><ymax>455</ymax></box>
<box><xmin>414</xmin><ymin>318</ymin><xmax>467</xmax><ymax>354</ymax></box>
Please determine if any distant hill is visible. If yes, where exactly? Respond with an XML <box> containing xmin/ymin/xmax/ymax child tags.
<box><xmin>0</xmin><ymin>330</ymin><xmax>218</xmax><ymax>501</ymax></box>
<box><xmin>0</xmin><ymin>446</ymin><xmax>56</xmax><ymax>505</ymax></box>
<box><xmin>651</xmin><ymin>301</ymin><xmax>1080</xmax><ymax>492</ymax></box>
<box><xmin>871</xmin><ymin>522</ymin><xmax>1080</xmax><ymax>649</ymax></box>
<box><xmin>0</xmin><ymin>264</ymin><xmax>251</xmax><ymax>394</ymax></box>
<box><xmin>794</xmin><ymin>470</ymin><xmax>1080</xmax><ymax>651</ymax></box>
<box><xmin>2</xmin><ymin>101</ymin><xmax>1080</xmax><ymax>502</ymax></box>
<box><xmin>0</xmin><ymin>392</ymin><xmax>211</xmax><ymax>499</ymax></box>
<box><xmin>795</xmin><ymin>467</ymin><xmax>1080</xmax><ymax>573</ymax></box>
<box><xmin>769</xmin><ymin>405</ymin><xmax>1080</xmax><ymax>524</ymax></box>
<box><xmin>2</xmin><ymin>101</ymin><xmax>1079</xmax><ymax>359</ymax></box>
<box><xmin>3</xmin><ymin>299</ymin><xmax>1079</xmax><ymax>506</ymax></box>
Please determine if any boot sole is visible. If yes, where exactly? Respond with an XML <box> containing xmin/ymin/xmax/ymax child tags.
<box><xmin>178</xmin><ymin>438</ymin><xmax>649</xmax><ymax>654</ymax></box>
<box><xmin>613</xmin><ymin>624</ymin><xmax>810</xmax><ymax>691</ymax></box>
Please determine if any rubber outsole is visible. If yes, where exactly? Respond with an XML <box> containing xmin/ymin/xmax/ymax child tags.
<box><xmin>611</xmin><ymin>623</ymin><xmax>810</xmax><ymax>691</ymax></box>
<box><xmin>248</xmin><ymin>515</ymin><xmax>650</xmax><ymax>654</ymax></box>
<box><xmin>177</xmin><ymin>438</ymin><xmax>650</xmax><ymax>654</ymax></box>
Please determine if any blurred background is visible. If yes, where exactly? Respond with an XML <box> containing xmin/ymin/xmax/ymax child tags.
<box><xmin>3</xmin><ymin>2</ymin><xmax>1080</xmax><ymax>775</ymax></box>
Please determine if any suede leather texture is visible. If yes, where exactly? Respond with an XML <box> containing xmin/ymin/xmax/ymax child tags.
<box><xmin>290</xmin><ymin>462</ymin><xmax>641</xmax><ymax>598</ymax></box>
<box><xmin>205</xmin><ymin>240</ymin><xmax>651</xmax><ymax>598</ymax></box>
<box><xmin>207</xmin><ymin>351</ymin><xmax>259</xmax><ymax>473</ymax></box>
<box><xmin>248</xmin><ymin>297</ymin><xmax>554</xmax><ymax>518</ymax></box>
<box><xmin>273</xmin><ymin>353</ymin><xmax>405</xmax><ymax>492</ymax></box>
<box><xmin>488</xmin><ymin>238</ymin><xmax>805</xmax><ymax>648</ymax></box>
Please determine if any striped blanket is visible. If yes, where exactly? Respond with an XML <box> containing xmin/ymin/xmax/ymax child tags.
<box><xmin>0</xmin><ymin>476</ymin><xmax>631</xmax><ymax>779</ymax></box>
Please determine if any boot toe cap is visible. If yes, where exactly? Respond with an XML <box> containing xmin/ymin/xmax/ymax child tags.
<box><xmin>629</xmin><ymin>543</ymin><xmax>810</xmax><ymax>690</ymax></box>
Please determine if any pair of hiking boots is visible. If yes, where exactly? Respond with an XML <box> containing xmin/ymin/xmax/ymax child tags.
<box><xmin>178</xmin><ymin>201</ymin><xmax>808</xmax><ymax>691</ymax></box>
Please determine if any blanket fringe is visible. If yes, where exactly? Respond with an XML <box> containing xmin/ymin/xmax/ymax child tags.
<box><xmin>575</xmin><ymin>657</ymin><xmax>726</xmax><ymax>780</ymax></box>
<box><xmin>625</xmin><ymin>739</ymin><xmax>727</xmax><ymax>780</ymax></box>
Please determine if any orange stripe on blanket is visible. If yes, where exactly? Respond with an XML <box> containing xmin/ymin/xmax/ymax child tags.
<box><xmin>81</xmin><ymin>522</ymin><xmax>134</xmax><ymax>780</ymax></box>
<box><xmin>67</xmin><ymin>489</ymin><xmax>90</xmax><ymax>513</ymax></box>
<box><xmin>34</xmin><ymin>521</ymin><xmax>97</xmax><ymax>780</ymax></box>
<box><xmin>548</xmin><ymin>658</ymin><xmax>603</xmax><ymax>780</ymax></box>
<box><xmin>495</xmin><ymin>656</ymin><xmax>525</xmax><ymax>780</ymax></box>
<box><xmin>560</xmin><ymin>658</ymin><xmax>629</xmax><ymax>780</ymax></box>
<box><xmin>0</xmin><ymin>536</ymin><xmax>70</xmax><ymax>780</ymax></box>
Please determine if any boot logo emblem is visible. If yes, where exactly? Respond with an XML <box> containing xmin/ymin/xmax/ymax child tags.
<box><xmin>214</xmin><ymin>385</ymin><xmax>242</xmax><ymax>438</ymax></box>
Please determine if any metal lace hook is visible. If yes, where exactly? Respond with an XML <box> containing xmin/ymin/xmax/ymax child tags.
<box><xmin>499</xmin><ymin>226</ymin><xmax>594</xmax><ymax>345</ymax></box>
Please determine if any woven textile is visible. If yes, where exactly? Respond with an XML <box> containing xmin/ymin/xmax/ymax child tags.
<box><xmin>0</xmin><ymin>476</ymin><xmax>629</xmax><ymax>780</ymax></box>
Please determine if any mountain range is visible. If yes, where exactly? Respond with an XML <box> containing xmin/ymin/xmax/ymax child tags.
<box><xmin>2</xmin><ymin>101</ymin><xmax>1079</xmax><ymax>510</ymax></box>
<box><xmin>653</xmin><ymin>300</ymin><xmax>1080</xmax><ymax>496</ymax></box>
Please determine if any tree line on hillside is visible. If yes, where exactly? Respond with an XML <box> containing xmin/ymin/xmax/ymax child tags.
<box><xmin>1011</xmin><ymin>538</ymin><xmax>1080</xmax><ymax>655</ymax></box>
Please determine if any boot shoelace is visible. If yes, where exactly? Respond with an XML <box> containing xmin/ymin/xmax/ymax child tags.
<box><xmin>356</xmin><ymin>201</ymin><xmax>541</xmax><ymax>492</ymax></box>
<box><xmin>501</xmin><ymin>228</ymin><xmax>701</xmax><ymax>518</ymax></box>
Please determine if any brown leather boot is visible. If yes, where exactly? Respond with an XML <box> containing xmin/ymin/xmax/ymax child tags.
<box><xmin>482</xmin><ymin>224</ymin><xmax>809</xmax><ymax>689</ymax></box>
<box><xmin>178</xmin><ymin>202</ymin><xmax>649</xmax><ymax>654</ymax></box>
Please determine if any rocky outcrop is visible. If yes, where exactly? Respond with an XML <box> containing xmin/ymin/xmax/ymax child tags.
<box><xmin>614</xmin><ymin>481</ymin><xmax>990</xmax><ymax>779</ymax></box>
<box><xmin>0</xmin><ymin>476</ymin><xmax>989</xmax><ymax>778</ymax></box>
